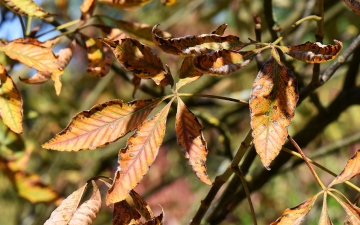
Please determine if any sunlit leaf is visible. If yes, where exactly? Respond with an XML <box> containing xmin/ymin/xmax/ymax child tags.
<box><xmin>107</xmin><ymin>100</ymin><xmax>173</xmax><ymax>204</ymax></box>
<box><xmin>152</xmin><ymin>24</ymin><xmax>245</xmax><ymax>56</ymax></box>
<box><xmin>44</xmin><ymin>183</ymin><xmax>88</xmax><ymax>225</ymax></box>
<box><xmin>98</xmin><ymin>0</ymin><xmax>153</xmax><ymax>9</ymax></box>
<box><xmin>161</xmin><ymin>0</ymin><xmax>176</xmax><ymax>6</ymax></box>
<box><xmin>278</xmin><ymin>40</ymin><xmax>342</xmax><ymax>63</ymax></box>
<box><xmin>129</xmin><ymin>190</ymin><xmax>154</xmax><ymax>220</ymax></box>
<box><xmin>43</xmin><ymin>98</ymin><xmax>163</xmax><ymax>151</ymax></box>
<box><xmin>193</xmin><ymin>49</ymin><xmax>257</xmax><ymax>75</ymax></box>
<box><xmin>270</xmin><ymin>195</ymin><xmax>318</xmax><ymax>225</ymax></box>
<box><xmin>68</xmin><ymin>181</ymin><xmax>101</xmax><ymax>225</ymax></box>
<box><xmin>84</xmin><ymin>36</ymin><xmax>113</xmax><ymax>78</ymax></box>
<box><xmin>80</xmin><ymin>0</ymin><xmax>97</xmax><ymax>23</ymax></box>
<box><xmin>0</xmin><ymin>64</ymin><xmax>23</xmax><ymax>134</ymax></box>
<box><xmin>250</xmin><ymin>56</ymin><xmax>299</xmax><ymax>169</ymax></box>
<box><xmin>3</xmin><ymin>0</ymin><xmax>53</xmax><ymax>18</ymax></box>
<box><xmin>113</xmin><ymin>200</ymin><xmax>141</xmax><ymax>225</ymax></box>
<box><xmin>344</xmin><ymin>0</ymin><xmax>360</xmax><ymax>15</ymax></box>
<box><xmin>175</xmin><ymin>97</ymin><xmax>211</xmax><ymax>185</ymax></box>
<box><xmin>331</xmin><ymin>193</ymin><xmax>360</xmax><ymax>224</ymax></box>
<box><xmin>102</xmin><ymin>38</ymin><xmax>174</xmax><ymax>87</ymax></box>
<box><xmin>329</xmin><ymin>149</ymin><xmax>360</xmax><ymax>187</ymax></box>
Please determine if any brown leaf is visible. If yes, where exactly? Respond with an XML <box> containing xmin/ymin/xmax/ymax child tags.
<box><xmin>270</xmin><ymin>195</ymin><xmax>318</xmax><ymax>225</ymax></box>
<box><xmin>175</xmin><ymin>97</ymin><xmax>211</xmax><ymax>185</ymax></box>
<box><xmin>102</xmin><ymin>38</ymin><xmax>173</xmax><ymax>87</ymax></box>
<box><xmin>113</xmin><ymin>200</ymin><xmax>141</xmax><ymax>225</ymax></box>
<box><xmin>84</xmin><ymin>36</ymin><xmax>113</xmax><ymax>78</ymax></box>
<box><xmin>319</xmin><ymin>195</ymin><xmax>333</xmax><ymax>225</ymax></box>
<box><xmin>331</xmin><ymin>193</ymin><xmax>360</xmax><ymax>224</ymax></box>
<box><xmin>329</xmin><ymin>149</ymin><xmax>360</xmax><ymax>187</ymax></box>
<box><xmin>279</xmin><ymin>40</ymin><xmax>342</xmax><ymax>63</ymax></box>
<box><xmin>152</xmin><ymin>24</ymin><xmax>245</xmax><ymax>56</ymax></box>
<box><xmin>3</xmin><ymin>0</ymin><xmax>53</xmax><ymax>18</ymax></box>
<box><xmin>250</xmin><ymin>57</ymin><xmax>299</xmax><ymax>169</ymax></box>
<box><xmin>80</xmin><ymin>0</ymin><xmax>97</xmax><ymax>23</ymax></box>
<box><xmin>106</xmin><ymin>100</ymin><xmax>173</xmax><ymax>204</ymax></box>
<box><xmin>344</xmin><ymin>0</ymin><xmax>360</xmax><ymax>15</ymax></box>
<box><xmin>68</xmin><ymin>181</ymin><xmax>101</xmax><ymax>225</ymax></box>
<box><xmin>129</xmin><ymin>190</ymin><xmax>154</xmax><ymax>220</ymax></box>
<box><xmin>95</xmin><ymin>25</ymin><xmax>130</xmax><ymax>41</ymax></box>
<box><xmin>44</xmin><ymin>183</ymin><xmax>88</xmax><ymax>225</ymax></box>
<box><xmin>42</xmin><ymin>98</ymin><xmax>163</xmax><ymax>151</ymax></box>
<box><xmin>132</xmin><ymin>75</ymin><xmax>141</xmax><ymax>97</ymax></box>
<box><xmin>0</xmin><ymin>64</ymin><xmax>23</xmax><ymax>134</ymax></box>
<box><xmin>142</xmin><ymin>210</ymin><xmax>164</xmax><ymax>225</ymax></box>
<box><xmin>192</xmin><ymin>49</ymin><xmax>256</xmax><ymax>75</ymax></box>
<box><xmin>98</xmin><ymin>0</ymin><xmax>153</xmax><ymax>9</ymax></box>
<box><xmin>56</xmin><ymin>40</ymin><xmax>76</xmax><ymax>71</ymax></box>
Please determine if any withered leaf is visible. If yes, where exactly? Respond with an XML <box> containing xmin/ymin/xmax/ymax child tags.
<box><xmin>102</xmin><ymin>38</ymin><xmax>173</xmax><ymax>87</ymax></box>
<box><xmin>152</xmin><ymin>24</ymin><xmax>245</xmax><ymax>56</ymax></box>
<box><xmin>344</xmin><ymin>0</ymin><xmax>360</xmax><ymax>15</ymax></box>
<box><xmin>143</xmin><ymin>210</ymin><xmax>164</xmax><ymax>225</ymax></box>
<box><xmin>175</xmin><ymin>97</ymin><xmax>211</xmax><ymax>185</ymax></box>
<box><xmin>3</xmin><ymin>0</ymin><xmax>53</xmax><ymax>18</ymax></box>
<box><xmin>80</xmin><ymin>0</ymin><xmax>97</xmax><ymax>23</ymax></box>
<box><xmin>270</xmin><ymin>195</ymin><xmax>318</xmax><ymax>225</ymax></box>
<box><xmin>95</xmin><ymin>25</ymin><xmax>130</xmax><ymax>41</ymax></box>
<box><xmin>98</xmin><ymin>0</ymin><xmax>153</xmax><ymax>9</ymax></box>
<box><xmin>42</xmin><ymin>98</ymin><xmax>163</xmax><ymax>151</ymax></box>
<box><xmin>279</xmin><ymin>40</ymin><xmax>342</xmax><ymax>63</ymax></box>
<box><xmin>129</xmin><ymin>190</ymin><xmax>154</xmax><ymax>220</ymax></box>
<box><xmin>113</xmin><ymin>200</ymin><xmax>141</xmax><ymax>225</ymax></box>
<box><xmin>250</xmin><ymin>57</ymin><xmax>299</xmax><ymax>169</ymax></box>
<box><xmin>329</xmin><ymin>149</ymin><xmax>360</xmax><ymax>187</ymax></box>
<box><xmin>319</xmin><ymin>196</ymin><xmax>333</xmax><ymax>225</ymax></box>
<box><xmin>132</xmin><ymin>75</ymin><xmax>141</xmax><ymax>97</ymax></box>
<box><xmin>0</xmin><ymin>64</ymin><xmax>23</xmax><ymax>134</ymax></box>
<box><xmin>331</xmin><ymin>193</ymin><xmax>360</xmax><ymax>224</ymax></box>
<box><xmin>106</xmin><ymin>100</ymin><xmax>173</xmax><ymax>204</ymax></box>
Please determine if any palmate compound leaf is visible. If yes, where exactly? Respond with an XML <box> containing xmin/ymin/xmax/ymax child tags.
<box><xmin>106</xmin><ymin>100</ymin><xmax>173</xmax><ymax>205</ymax></box>
<box><xmin>270</xmin><ymin>195</ymin><xmax>318</xmax><ymax>225</ymax></box>
<box><xmin>330</xmin><ymin>193</ymin><xmax>360</xmax><ymax>224</ymax></box>
<box><xmin>0</xmin><ymin>64</ymin><xmax>23</xmax><ymax>134</ymax></box>
<box><xmin>113</xmin><ymin>200</ymin><xmax>141</xmax><ymax>225</ymax></box>
<box><xmin>344</xmin><ymin>0</ymin><xmax>360</xmax><ymax>15</ymax></box>
<box><xmin>175</xmin><ymin>97</ymin><xmax>211</xmax><ymax>185</ymax></box>
<box><xmin>129</xmin><ymin>190</ymin><xmax>154</xmax><ymax>220</ymax></box>
<box><xmin>42</xmin><ymin>98</ymin><xmax>164</xmax><ymax>151</ymax></box>
<box><xmin>329</xmin><ymin>149</ymin><xmax>360</xmax><ymax>187</ymax></box>
<box><xmin>98</xmin><ymin>0</ymin><xmax>153</xmax><ymax>9</ymax></box>
<box><xmin>250</xmin><ymin>56</ymin><xmax>299</xmax><ymax>169</ymax></box>
<box><xmin>152</xmin><ymin>24</ymin><xmax>245</xmax><ymax>56</ymax></box>
<box><xmin>101</xmin><ymin>38</ymin><xmax>174</xmax><ymax>87</ymax></box>
<box><xmin>3</xmin><ymin>0</ymin><xmax>53</xmax><ymax>18</ymax></box>
<box><xmin>278</xmin><ymin>40</ymin><xmax>342</xmax><ymax>63</ymax></box>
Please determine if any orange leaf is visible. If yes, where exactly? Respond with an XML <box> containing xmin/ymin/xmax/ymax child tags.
<box><xmin>129</xmin><ymin>190</ymin><xmax>154</xmax><ymax>220</ymax></box>
<box><xmin>102</xmin><ymin>38</ymin><xmax>173</xmax><ymax>87</ymax></box>
<box><xmin>161</xmin><ymin>0</ymin><xmax>176</xmax><ymax>6</ymax></box>
<box><xmin>152</xmin><ymin>24</ymin><xmax>244</xmax><ymax>56</ymax></box>
<box><xmin>98</xmin><ymin>0</ymin><xmax>153</xmax><ymax>9</ymax></box>
<box><xmin>106</xmin><ymin>100</ymin><xmax>173</xmax><ymax>204</ymax></box>
<box><xmin>270</xmin><ymin>195</ymin><xmax>318</xmax><ymax>225</ymax></box>
<box><xmin>344</xmin><ymin>0</ymin><xmax>360</xmax><ymax>15</ymax></box>
<box><xmin>250</xmin><ymin>57</ymin><xmax>299</xmax><ymax>169</ymax></box>
<box><xmin>319</xmin><ymin>197</ymin><xmax>333</xmax><ymax>225</ymax></box>
<box><xmin>329</xmin><ymin>149</ymin><xmax>360</xmax><ymax>187</ymax></box>
<box><xmin>44</xmin><ymin>183</ymin><xmax>88</xmax><ymax>225</ymax></box>
<box><xmin>113</xmin><ymin>200</ymin><xmax>141</xmax><ymax>225</ymax></box>
<box><xmin>279</xmin><ymin>40</ymin><xmax>342</xmax><ymax>63</ymax></box>
<box><xmin>331</xmin><ymin>193</ymin><xmax>360</xmax><ymax>224</ymax></box>
<box><xmin>175</xmin><ymin>97</ymin><xmax>211</xmax><ymax>185</ymax></box>
<box><xmin>42</xmin><ymin>98</ymin><xmax>163</xmax><ymax>151</ymax></box>
<box><xmin>193</xmin><ymin>49</ymin><xmax>256</xmax><ymax>75</ymax></box>
<box><xmin>0</xmin><ymin>64</ymin><xmax>23</xmax><ymax>134</ymax></box>
<box><xmin>80</xmin><ymin>0</ymin><xmax>97</xmax><ymax>23</ymax></box>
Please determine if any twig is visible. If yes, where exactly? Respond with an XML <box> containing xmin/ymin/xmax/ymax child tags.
<box><xmin>26</xmin><ymin>17</ymin><xmax>32</xmax><ymax>36</ymax></box>
<box><xmin>263</xmin><ymin>0</ymin><xmax>279</xmax><ymax>42</ymax></box>
<box><xmin>253</xmin><ymin>14</ymin><xmax>263</xmax><ymax>70</ymax></box>
<box><xmin>178</xmin><ymin>93</ymin><xmax>249</xmax><ymax>105</ymax></box>
<box><xmin>342</xmin><ymin>45</ymin><xmax>360</xmax><ymax>89</ymax></box>
<box><xmin>292</xmin><ymin>0</ymin><xmax>316</xmax><ymax>45</ymax></box>
<box><xmin>17</xmin><ymin>15</ymin><xmax>26</xmax><ymax>37</ymax></box>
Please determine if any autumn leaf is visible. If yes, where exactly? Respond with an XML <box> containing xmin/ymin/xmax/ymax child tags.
<box><xmin>132</xmin><ymin>75</ymin><xmax>141</xmax><ymax>97</ymax></box>
<box><xmin>344</xmin><ymin>0</ymin><xmax>360</xmax><ymax>15</ymax></box>
<box><xmin>129</xmin><ymin>190</ymin><xmax>154</xmax><ymax>220</ymax></box>
<box><xmin>113</xmin><ymin>200</ymin><xmax>141</xmax><ymax>225</ymax></box>
<box><xmin>328</xmin><ymin>149</ymin><xmax>360</xmax><ymax>187</ymax></box>
<box><xmin>331</xmin><ymin>193</ymin><xmax>360</xmax><ymax>224</ymax></box>
<box><xmin>43</xmin><ymin>98</ymin><xmax>164</xmax><ymax>151</ymax></box>
<box><xmin>0</xmin><ymin>64</ymin><xmax>23</xmax><ymax>134</ymax></box>
<box><xmin>143</xmin><ymin>210</ymin><xmax>164</xmax><ymax>225</ymax></box>
<box><xmin>152</xmin><ymin>24</ymin><xmax>245</xmax><ymax>56</ymax></box>
<box><xmin>192</xmin><ymin>49</ymin><xmax>257</xmax><ymax>75</ymax></box>
<box><xmin>84</xmin><ymin>36</ymin><xmax>113</xmax><ymax>78</ymax></box>
<box><xmin>250</xmin><ymin>56</ymin><xmax>299</xmax><ymax>169</ymax></box>
<box><xmin>102</xmin><ymin>38</ymin><xmax>174</xmax><ymax>87</ymax></box>
<box><xmin>3</xmin><ymin>0</ymin><xmax>53</xmax><ymax>18</ymax></box>
<box><xmin>106</xmin><ymin>100</ymin><xmax>173</xmax><ymax>204</ymax></box>
<box><xmin>270</xmin><ymin>195</ymin><xmax>318</xmax><ymax>225</ymax></box>
<box><xmin>278</xmin><ymin>40</ymin><xmax>342</xmax><ymax>63</ymax></box>
<box><xmin>80</xmin><ymin>0</ymin><xmax>97</xmax><ymax>24</ymax></box>
<box><xmin>319</xmin><ymin>196</ymin><xmax>333</xmax><ymax>225</ymax></box>
<box><xmin>98</xmin><ymin>0</ymin><xmax>153</xmax><ymax>9</ymax></box>
<box><xmin>161</xmin><ymin>0</ymin><xmax>176</xmax><ymax>6</ymax></box>
<box><xmin>95</xmin><ymin>24</ymin><xmax>130</xmax><ymax>41</ymax></box>
<box><xmin>175</xmin><ymin>97</ymin><xmax>211</xmax><ymax>185</ymax></box>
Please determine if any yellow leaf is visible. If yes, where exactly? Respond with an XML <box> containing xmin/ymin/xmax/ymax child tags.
<box><xmin>3</xmin><ymin>0</ymin><xmax>53</xmax><ymax>18</ymax></box>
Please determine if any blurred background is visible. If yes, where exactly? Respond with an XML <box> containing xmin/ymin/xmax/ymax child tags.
<box><xmin>1</xmin><ymin>0</ymin><xmax>360</xmax><ymax>224</ymax></box>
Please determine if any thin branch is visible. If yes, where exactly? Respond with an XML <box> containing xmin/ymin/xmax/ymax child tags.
<box><xmin>342</xmin><ymin>45</ymin><xmax>360</xmax><ymax>89</ymax></box>
<box><xmin>178</xmin><ymin>93</ymin><xmax>249</xmax><ymax>105</ymax></box>
<box><xmin>17</xmin><ymin>15</ymin><xmax>26</xmax><ymax>37</ymax></box>
<box><xmin>263</xmin><ymin>0</ymin><xmax>279</xmax><ymax>42</ymax></box>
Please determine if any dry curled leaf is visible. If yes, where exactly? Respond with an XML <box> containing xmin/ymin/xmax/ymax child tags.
<box><xmin>113</xmin><ymin>200</ymin><xmax>141</xmax><ymax>225</ymax></box>
<box><xmin>106</xmin><ymin>100</ymin><xmax>173</xmax><ymax>204</ymax></box>
<box><xmin>3</xmin><ymin>0</ymin><xmax>53</xmax><ymax>18</ymax></box>
<box><xmin>329</xmin><ymin>149</ymin><xmax>360</xmax><ymax>187</ymax></box>
<box><xmin>42</xmin><ymin>98</ymin><xmax>163</xmax><ymax>151</ymax></box>
<box><xmin>175</xmin><ymin>97</ymin><xmax>211</xmax><ymax>185</ymax></box>
<box><xmin>143</xmin><ymin>210</ymin><xmax>164</xmax><ymax>225</ymax></box>
<box><xmin>129</xmin><ymin>190</ymin><xmax>154</xmax><ymax>220</ymax></box>
<box><xmin>0</xmin><ymin>64</ymin><xmax>23</xmax><ymax>134</ymax></box>
<box><xmin>250</xmin><ymin>56</ymin><xmax>299</xmax><ymax>169</ymax></box>
<box><xmin>152</xmin><ymin>24</ymin><xmax>244</xmax><ymax>56</ymax></box>
<box><xmin>102</xmin><ymin>38</ymin><xmax>174</xmax><ymax>87</ymax></box>
<box><xmin>98</xmin><ymin>0</ymin><xmax>153</xmax><ymax>9</ymax></box>
<box><xmin>279</xmin><ymin>40</ymin><xmax>342</xmax><ymax>63</ymax></box>
<box><xmin>343</xmin><ymin>0</ymin><xmax>360</xmax><ymax>15</ymax></box>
